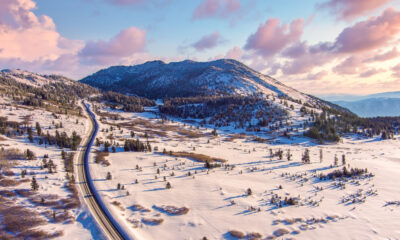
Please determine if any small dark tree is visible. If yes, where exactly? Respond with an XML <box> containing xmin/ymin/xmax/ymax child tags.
<box><xmin>35</xmin><ymin>122</ymin><xmax>41</xmax><ymax>136</ymax></box>
<box><xmin>166</xmin><ymin>182</ymin><xmax>172</xmax><ymax>189</ymax></box>
<box><xmin>302</xmin><ymin>149</ymin><xmax>310</xmax><ymax>164</ymax></box>
<box><xmin>247</xmin><ymin>188</ymin><xmax>252</xmax><ymax>196</ymax></box>
<box><xmin>106</xmin><ymin>172</ymin><xmax>112</xmax><ymax>180</ymax></box>
<box><xmin>342</xmin><ymin>154</ymin><xmax>346</xmax><ymax>165</ymax></box>
<box><xmin>31</xmin><ymin>176</ymin><xmax>39</xmax><ymax>191</ymax></box>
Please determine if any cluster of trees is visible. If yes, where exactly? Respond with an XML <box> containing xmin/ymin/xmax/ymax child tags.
<box><xmin>91</xmin><ymin>91</ymin><xmax>155</xmax><ymax>112</ymax></box>
<box><xmin>62</xmin><ymin>150</ymin><xmax>75</xmax><ymax>173</ymax></box>
<box><xmin>160</xmin><ymin>95</ymin><xmax>287</xmax><ymax>131</ymax></box>
<box><xmin>319</xmin><ymin>167</ymin><xmax>372</xmax><ymax>180</ymax></box>
<box><xmin>304</xmin><ymin>104</ymin><xmax>400</xmax><ymax>143</ymax></box>
<box><xmin>0</xmin><ymin>116</ymin><xmax>21</xmax><ymax>137</ymax></box>
<box><xmin>123</xmin><ymin>139</ymin><xmax>151</xmax><ymax>152</ymax></box>
<box><xmin>36</xmin><ymin>130</ymin><xmax>82</xmax><ymax>150</ymax></box>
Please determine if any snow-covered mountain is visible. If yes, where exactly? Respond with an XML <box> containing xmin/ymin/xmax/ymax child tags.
<box><xmin>80</xmin><ymin>59</ymin><xmax>308</xmax><ymax>101</ymax></box>
<box><xmin>0</xmin><ymin>69</ymin><xmax>75</xmax><ymax>87</ymax></box>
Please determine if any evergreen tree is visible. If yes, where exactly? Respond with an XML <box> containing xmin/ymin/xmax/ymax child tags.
<box><xmin>35</xmin><ymin>122</ymin><xmax>41</xmax><ymax>136</ymax></box>
<box><xmin>31</xmin><ymin>176</ymin><xmax>39</xmax><ymax>191</ymax></box>
<box><xmin>302</xmin><ymin>149</ymin><xmax>310</xmax><ymax>164</ymax></box>
<box><xmin>247</xmin><ymin>188</ymin><xmax>252</xmax><ymax>196</ymax></box>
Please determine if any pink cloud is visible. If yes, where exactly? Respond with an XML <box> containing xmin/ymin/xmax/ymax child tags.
<box><xmin>276</xmin><ymin>8</ymin><xmax>400</xmax><ymax>76</ymax></box>
<box><xmin>333</xmin><ymin>56</ymin><xmax>363</xmax><ymax>75</ymax></box>
<box><xmin>282</xmin><ymin>41</ymin><xmax>307</xmax><ymax>58</ymax></box>
<box><xmin>280</xmin><ymin>42</ymin><xmax>334</xmax><ymax>75</ymax></box>
<box><xmin>192</xmin><ymin>31</ymin><xmax>222</xmax><ymax>51</ymax></box>
<box><xmin>307</xmin><ymin>70</ymin><xmax>328</xmax><ymax>80</ymax></box>
<box><xmin>0</xmin><ymin>0</ymin><xmax>82</xmax><ymax>62</ymax></box>
<box><xmin>79</xmin><ymin>27</ymin><xmax>146</xmax><ymax>65</ymax></box>
<box><xmin>364</xmin><ymin>47</ymin><xmax>399</xmax><ymax>62</ymax></box>
<box><xmin>192</xmin><ymin>0</ymin><xmax>240</xmax><ymax>20</ymax></box>
<box><xmin>244</xmin><ymin>18</ymin><xmax>303</xmax><ymax>58</ymax></box>
<box><xmin>392</xmin><ymin>63</ymin><xmax>400</xmax><ymax>78</ymax></box>
<box><xmin>333</xmin><ymin>8</ymin><xmax>400</xmax><ymax>53</ymax></box>
<box><xmin>318</xmin><ymin>0</ymin><xmax>392</xmax><ymax>20</ymax></box>
<box><xmin>359</xmin><ymin>68</ymin><xmax>385</xmax><ymax>78</ymax></box>
<box><xmin>225</xmin><ymin>46</ymin><xmax>243</xmax><ymax>60</ymax></box>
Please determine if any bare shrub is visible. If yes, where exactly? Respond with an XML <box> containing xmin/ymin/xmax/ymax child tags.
<box><xmin>94</xmin><ymin>151</ymin><xmax>110</xmax><ymax>166</ymax></box>
<box><xmin>228</xmin><ymin>230</ymin><xmax>246</xmax><ymax>239</ymax></box>
<box><xmin>131</xmin><ymin>204</ymin><xmax>151</xmax><ymax>212</ymax></box>
<box><xmin>162</xmin><ymin>151</ymin><xmax>227</xmax><ymax>163</ymax></box>
<box><xmin>153</xmin><ymin>205</ymin><xmax>189</xmax><ymax>215</ymax></box>
<box><xmin>142</xmin><ymin>217</ymin><xmax>164</xmax><ymax>225</ymax></box>
<box><xmin>247</xmin><ymin>232</ymin><xmax>262</xmax><ymax>239</ymax></box>
<box><xmin>15</xmin><ymin>189</ymin><xmax>35</xmax><ymax>197</ymax></box>
<box><xmin>274</xmin><ymin>228</ymin><xmax>290</xmax><ymax>237</ymax></box>
<box><xmin>3</xmin><ymin>170</ymin><xmax>14</xmax><ymax>176</ymax></box>
<box><xmin>0</xmin><ymin>148</ymin><xmax>24</xmax><ymax>169</ymax></box>
<box><xmin>0</xmin><ymin>190</ymin><xmax>16</xmax><ymax>197</ymax></box>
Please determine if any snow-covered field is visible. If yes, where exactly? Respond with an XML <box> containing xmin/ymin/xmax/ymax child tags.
<box><xmin>0</xmin><ymin>97</ymin><xmax>101</xmax><ymax>239</ymax></box>
<box><xmin>89</xmin><ymin>105</ymin><xmax>400</xmax><ymax>240</ymax></box>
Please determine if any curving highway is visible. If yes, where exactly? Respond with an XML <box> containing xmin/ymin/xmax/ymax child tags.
<box><xmin>76</xmin><ymin>101</ymin><xmax>130</xmax><ymax>240</ymax></box>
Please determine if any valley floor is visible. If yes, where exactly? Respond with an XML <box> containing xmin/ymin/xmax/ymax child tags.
<box><xmin>88</xmin><ymin>106</ymin><xmax>400</xmax><ymax>240</ymax></box>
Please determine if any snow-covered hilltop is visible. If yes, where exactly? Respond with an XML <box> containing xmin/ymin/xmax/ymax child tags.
<box><xmin>80</xmin><ymin>59</ymin><xmax>307</xmax><ymax>101</ymax></box>
<box><xmin>1</xmin><ymin>69</ymin><xmax>75</xmax><ymax>87</ymax></box>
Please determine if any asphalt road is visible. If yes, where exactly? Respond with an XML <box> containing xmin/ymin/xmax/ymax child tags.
<box><xmin>76</xmin><ymin>101</ymin><xmax>130</xmax><ymax>240</ymax></box>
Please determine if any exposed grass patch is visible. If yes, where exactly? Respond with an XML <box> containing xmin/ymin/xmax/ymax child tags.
<box><xmin>0</xmin><ymin>197</ymin><xmax>56</xmax><ymax>238</ymax></box>
<box><xmin>177</xmin><ymin>129</ymin><xmax>205</xmax><ymax>138</ymax></box>
<box><xmin>0</xmin><ymin>178</ymin><xmax>21</xmax><ymax>187</ymax></box>
<box><xmin>225</xmin><ymin>133</ymin><xmax>247</xmax><ymax>142</ymax></box>
<box><xmin>161</xmin><ymin>150</ymin><xmax>227</xmax><ymax>163</ymax></box>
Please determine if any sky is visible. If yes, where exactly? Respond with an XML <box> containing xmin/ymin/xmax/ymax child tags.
<box><xmin>1</xmin><ymin>0</ymin><xmax>400</xmax><ymax>95</ymax></box>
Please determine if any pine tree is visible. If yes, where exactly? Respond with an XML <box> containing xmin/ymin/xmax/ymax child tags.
<box><xmin>286</xmin><ymin>149</ymin><xmax>291</xmax><ymax>161</ymax></box>
<box><xmin>247</xmin><ymin>188</ymin><xmax>252</xmax><ymax>196</ymax></box>
<box><xmin>35</xmin><ymin>122</ymin><xmax>41</xmax><ymax>136</ymax></box>
<box><xmin>31</xmin><ymin>176</ymin><xmax>39</xmax><ymax>191</ymax></box>
<box><xmin>342</xmin><ymin>154</ymin><xmax>346</xmax><ymax>165</ymax></box>
<box><xmin>166</xmin><ymin>182</ymin><xmax>172</xmax><ymax>189</ymax></box>
<box><xmin>302</xmin><ymin>149</ymin><xmax>310</xmax><ymax>164</ymax></box>
<box><xmin>334</xmin><ymin>154</ymin><xmax>338</xmax><ymax>166</ymax></box>
<box><xmin>106</xmin><ymin>172</ymin><xmax>112</xmax><ymax>180</ymax></box>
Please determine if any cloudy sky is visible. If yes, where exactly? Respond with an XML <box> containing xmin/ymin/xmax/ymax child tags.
<box><xmin>1</xmin><ymin>0</ymin><xmax>400</xmax><ymax>95</ymax></box>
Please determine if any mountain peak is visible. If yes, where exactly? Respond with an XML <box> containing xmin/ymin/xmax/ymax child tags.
<box><xmin>80</xmin><ymin>59</ymin><xmax>306</xmax><ymax>101</ymax></box>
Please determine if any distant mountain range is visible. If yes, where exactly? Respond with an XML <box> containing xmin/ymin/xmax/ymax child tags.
<box><xmin>319</xmin><ymin>91</ymin><xmax>400</xmax><ymax>117</ymax></box>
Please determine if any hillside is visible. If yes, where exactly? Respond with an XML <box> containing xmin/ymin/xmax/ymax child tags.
<box><xmin>80</xmin><ymin>59</ymin><xmax>308</xmax><ymax>101</ymax></box>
